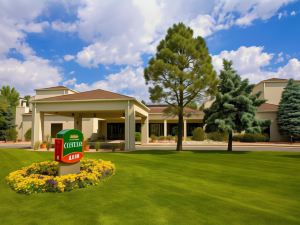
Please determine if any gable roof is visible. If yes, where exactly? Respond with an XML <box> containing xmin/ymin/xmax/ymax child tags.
<box><xmin>257</xmin><ymin>103</ymin><xmax>278</xmax><ymax>112</ymax></box>
<box><xmin>34</xmin><ymin>89</ymin><xmax>134</xmax><ymax>102</ymax></box>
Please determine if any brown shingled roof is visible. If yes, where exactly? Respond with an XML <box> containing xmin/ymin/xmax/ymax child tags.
<box><xmin>147</xmin><ymin>105</ymin><xmax>202</xmax><ymax>114</ymax></box>
<box><xmin>35</xmin><ymin>89</ymin><xmax>133</xmax><ymax>102</ymax></box>
<box><xmin>257</xmin><ymin>103</ymin><xmax>278</xmax><ymax>112</ymax></box>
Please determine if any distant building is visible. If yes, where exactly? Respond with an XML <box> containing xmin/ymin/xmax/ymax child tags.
<box><xmin>15</xmin><ymin>78</ymin><xmax>298</xmax><ymax>149</ymax></box>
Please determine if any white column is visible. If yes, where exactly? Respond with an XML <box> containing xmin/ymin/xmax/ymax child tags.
<box><xmin>141</xmin><ymin>116</ymin><xmax>149</xmax><ymax>144</ymax></box>
<box><xmin>31</xmin><ymin>103</ymin><xmax>42</xmax><ymax>147</ymax></box>
<box><xmin>184</xmin><ymin>119</ymin><xmax>187</xmax><ymax>141</ymax></box>
<box><xmin>164</xmin><ymin>120</ymin><xmax>167</xmax><ymax>137</ymax></box>
<box><xmin>41</xmin><ymin>112</ymin><xmax>45</xmax><ymax>141</ymax></box>
<box><xmin>125</xmin><ymin>101</ymin><xmax>135</xmax><ymax>151</ymax></box>
<box><xmin>74</xmin><ymin>113</ymin><xmax>82</xmax><ymax>131</ymax></box>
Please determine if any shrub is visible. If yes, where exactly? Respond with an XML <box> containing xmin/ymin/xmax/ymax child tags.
<box><xmin>6</xmin><ymin>128</ymin><xmax>18</xmax><ymax>142</ymax></box>
<box><xmin>233</xmin><ymin>133</ymin><xmax>269</xmax><ymax>142</ymax></box>
<box><xmin>158</xmin><ymin>136</ymin><xmax>166</xmax><ymax>141</ymax></box>
<box><xmin>6</xmin><ymin>159</ymin><xmax>115</xmax><ymax>194</ymax></box>
<box><xmin>192</xmin><ymin>127</ymin><xmax>205</xmax><ymax>141</ymax></box>
<box><xmin>119</xmin><ymin>142</ymin><xmax>125</xmax><ymax>151</ymax></box>
<box><xmin>166</xmin><ymin>135</ymin><xmax>173</xmax><ymax>141</ymax></box>
<box><xmin>206</xmin><ymin>132</ymin><xmax>228</xmax><ymax>142</ymax></box>
<box><xmin>150</xmin><ymin>135</ymin><xmax>158</xmax><ymax>142</ymax></box>
<box><xmin>95</xmin><ymin>142</ymin><xmax>101</xmax><ymax>151</ymax></box>
<box><xmin>24</xmin><ymin>128</ymin><xmax>31</xmax><ymax>141</ymax></box>
<box><xmin>33</xmin><ymin>141</ymin><xmax>40</xmax><ymax>150</ymax></box>
<box><xmin>45</xmin><ymin>135</ymin><xmax>52</xmax><ymax>151</ymax></box>
<box><xmin>135</xmin><ymin>132</ymin><xmax>141</xmax><ymax>141</ymax></box>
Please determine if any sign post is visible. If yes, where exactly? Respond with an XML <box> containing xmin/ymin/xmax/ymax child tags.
<box><xmin>55</xmin><ymin>129</ymin><xmax>84</xmax><ymax>175</ymax></box>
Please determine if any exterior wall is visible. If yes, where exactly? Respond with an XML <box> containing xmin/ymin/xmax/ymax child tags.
<box><xmin>252</xmin><ymin>82</ymin><xmax>264</xmax><ymax>100</ymax></box>
<box><xmin>15</xmin><ymin>106</ymin><xmax>29</xmax><ymax>140</ymax></box>
<box><xmin>21</xmin><ymin>115</ymin><xmax>32</xmax><ymax>141</ymax></box>
<box><xmin>35</xmin><ymin>90</ymin><xmax>75</xmax><ymax>100</ymax></box>
<box><xmin>256</xmin><ymin>111</ymin><xmax>287</xmax><ymax>141</ymax></box>
<box><xmin>263</xmin><ymin>82</ymin><xmax>286</xmax><ymax>105</ymax></box>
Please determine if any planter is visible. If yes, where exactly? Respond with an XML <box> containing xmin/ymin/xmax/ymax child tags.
<box><xmin>84</xmin><ymin>145</ymin><xmax>90</xmax><ymax>151</ymax></box>
<box><xmin>40</xmin><ymin>143</ymin><xmax>47</xmax><ymax>149</ymax></box>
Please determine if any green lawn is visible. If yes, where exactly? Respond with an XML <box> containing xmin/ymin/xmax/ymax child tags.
<box><xmin>0</xmin><ymin>149</ymin><xmax>300</xmax><ymax>225</ymax></box>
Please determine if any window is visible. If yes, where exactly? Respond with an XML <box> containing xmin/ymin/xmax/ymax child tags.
<box><xmin>51</xmin><ymin>123</ymin><xmax>63</xmax><ymax>138</ymax></box>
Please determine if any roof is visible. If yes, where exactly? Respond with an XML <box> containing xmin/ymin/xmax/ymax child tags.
<box><xmin>35</xmin><ymin>86</ymin><xmax>70</xmax><ymax>91</ymax></box>
<box><xmin>257</xmin><ymin>103</ymin><xmax>278</xmax><ymax>112</ymax></box>
<box><xmin>147</xmin><ymin>105</ymin><xmax>202</xmax><ymax>114</ymax></box>
<box><xmin>34</xmin><ymin>89</ymin><xmax>134</xmax><ymax>102</ymax></box>
<box><xmin>262</xmin><ymin>78</ymin><xmax>288</xmax><ymax>82</ymax></box>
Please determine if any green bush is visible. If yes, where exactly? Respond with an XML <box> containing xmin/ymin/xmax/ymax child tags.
<box><xmin>95</xmin><ymin>142</ymin><xmax>101</xmax><ymax>151</ymax></box>
<box><xmin>206</xmin><ymin>132</ymin><xmax>228</xmax><ymax>142</ymax></box>
<box><xmin>6</xmin><ymin>128</ymin><xmax>18</xmax><ymax>141</ymax></box>
<box><xmin>192</xmin><ymin>127</ymin><xmax>205</xmax><ymax>141</ymax></box>
<box><xmin>24</xmin><ymin>128</ymin><xmax>31</xmax><ymax>141</ymax></box>
<box><xmin>33</xmin><ymin>141</ymin><xmax>40</xmax><ymax>150</ymax></box>
<box><xmin>233</xmin><ymin>133</ymin><xmax>269</xmax><ymax>142</ymax></box>
<box><xmin>135</xmin><ymin>132</ymin><xmax>141</xmax><ymax>141</ymax></box>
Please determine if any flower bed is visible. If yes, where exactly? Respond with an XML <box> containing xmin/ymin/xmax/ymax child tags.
<box><xmin>6</xmin><ymin>159</ymin><xmax>115</xmax><ymax>194</ymax></box>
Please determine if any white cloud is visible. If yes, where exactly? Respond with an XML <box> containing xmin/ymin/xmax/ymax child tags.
<box><xmin>0</xmin><ymin>57</ymin><xmax>62</xmax><ymax>95</ymax></box>
<box><xmin>189</xmin><ymin>14</ymin><xmax>216</xmax><ymax>37</ymax></box>
<box><xmin>59</xmin><ymin>0</ymin><xmax>294</xmax><ymax>68</ymax></box>
<box><xmin>212</xmin><ymin>46</ymin><xmax>300</xmax><ymax>83</ymax></box>
<box><xmin>73</xmin><ymin>66</ymin><xmax>149</xmax><ymax>101</ymax></box>
<box><xmin>212</xmin><ymin>46</ymin><xmax>273</xmax><ymax>74</ymax></box>
<box><xmin>64</xmin><ymin>54</ymin><xmax>75</xmax><ymax>61</ymax></box>
<box><xmin>277</xmin><ymin>58</ymin><xmax>300</xmax><ymax>80</ymax></box>
<box><xmin>63</xmin><ymin>77</ymin><xmax>77</xmax><ymax>86</ymax></box>
<box><xmin>51</xmin><ymin>21</ymin><xmax>78</xmax><ymax>32</ymax></box>
<box><xmin>291</xmin><ymin>10</ymin><xmax>296</xmax><ymax>16</ymax></box>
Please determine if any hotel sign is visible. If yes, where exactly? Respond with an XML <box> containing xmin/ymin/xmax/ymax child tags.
<box><xmin>55</xmin><ymin>129</ymin><xmax>83</xmax><ymax>163</ymax></box>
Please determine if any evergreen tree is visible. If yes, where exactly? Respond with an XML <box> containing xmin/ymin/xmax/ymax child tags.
<box><xmin>0</xmin><ymin>107</ymin><xmax>15</xmax><ymax>141</ymax></box>
<box><xmin>23</xmin><ymin>95</ymin><xmax>31</xmax><ymax>107</ymax></box>
<box><xmin>277</xmin><ymin>79</ymin><xmax>300</xmax><ymax>141</ymax></box>
<box><xmin>204</xmin><ymin>60</ymin><xmax>267</xmax><ymax>151</ymax></box>
<box><xmin>0</xmin><ymin>85</ymin><xmax>20</xmax><ymax>111</ymax></box>
<box><xmin>144</xmin><ymin>23</ymin><xmax>218</xmax><ymax>151</ymax></box>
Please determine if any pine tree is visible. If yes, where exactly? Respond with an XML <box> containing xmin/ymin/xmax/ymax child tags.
<box><xmin>144</xmin><ymin>23</ymin><xmax>218</xmax><ymax>151</ymax></box>
<box><xmin>204</xmin><ymin>60</ymin><xmax>267</xmax><ymax>151</ymax></box>
<box><xmin>277</xmin><ymin>79</ymin><xmax>300</xmax><ymax>141</ymax></box>
<box><xmin>0</xmin><ymin>106</ymin><xmax>15</xmax><ymax>141</ymax></box>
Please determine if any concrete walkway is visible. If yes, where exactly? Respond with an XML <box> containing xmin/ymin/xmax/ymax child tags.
<box><xmin>0</xmin><ymin>141</ymin><xmax>299</xmax><ymax>152</ymax></box>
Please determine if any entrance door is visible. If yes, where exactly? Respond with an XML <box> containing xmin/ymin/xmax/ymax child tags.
<box><xmin>107</xmin><ymin>123</ymin><xmax>125</xmax><ymax>140</ymax></box>
<box><xmin>51</xmin><ymin>123</ymin><xmax>63</xmax><ymax>138</ymax></box>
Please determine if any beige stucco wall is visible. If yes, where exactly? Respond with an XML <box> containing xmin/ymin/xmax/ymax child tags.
<box><xmin>256</xmin><ymin>111</ymin><xmax>287</xmax><ymax>141</ymax></box>
<box><xmin>263</xmin><ymin>82</ymin><xmax>286</xmax><ymax>105</ymax></box>
<box><xmin>19</xmin><ymin>114</ymin><xmax>98</xmax><ymax>141</ymax></box>
<box><xmin>252</xmin><ymin>82</ymin><xmax>264</xmax><ymax>100</ymax></box>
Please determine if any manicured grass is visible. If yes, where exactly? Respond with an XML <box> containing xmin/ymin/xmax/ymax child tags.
<box><xmin>0</xmin><ymin>149</ymin><xmax>300</xmax><ymax>225</ymax></box>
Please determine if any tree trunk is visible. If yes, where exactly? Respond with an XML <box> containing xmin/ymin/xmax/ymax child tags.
<box><xmin>227</xmin><ymin>131</ymin><xmax>233</xmax><ymax>151</ymax></box>
<box><xmin>176</xmin><ymin>110</ymin><xmax>183</xmax><ymax>151</ymax></box>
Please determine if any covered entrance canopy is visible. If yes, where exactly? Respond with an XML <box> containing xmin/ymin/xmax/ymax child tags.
<box><xmin>31</xmin><ymin>89</ymin><xmax>149</xmax><ymax>151</ymax></box>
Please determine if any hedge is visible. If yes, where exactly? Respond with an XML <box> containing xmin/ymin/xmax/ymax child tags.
<box><xmin>233</xmin><ymin>133</ymin><xmax>269</xmax><ymax>142</ymax></box>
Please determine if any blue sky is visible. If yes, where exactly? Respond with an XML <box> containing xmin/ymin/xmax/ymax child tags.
<box><xmin>0</xmin><ymin>0</ymin><xmax>300</xmax><ymax>101</ymax></box>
